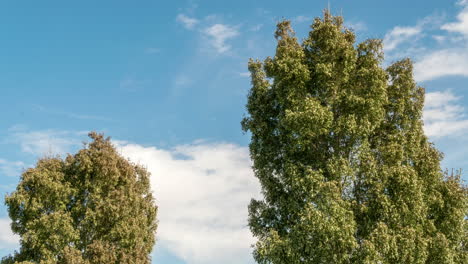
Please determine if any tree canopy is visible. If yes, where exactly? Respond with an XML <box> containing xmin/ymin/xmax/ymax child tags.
<box><xmin>242</xmin><ymin>11</ymin><xmax>467</xmax><ymax>264</ymax></box>
<box><xmin>3</xmin><ymin>132</ymin><xmax>158</xmax><ymax>264</ymax></box>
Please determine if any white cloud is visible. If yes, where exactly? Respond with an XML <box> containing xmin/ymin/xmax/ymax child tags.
<box><xmin>116</xmin><ymin>141</ymin><xmax>260</xmax><ymax>264</ymax></box>
<box><xmin>9</xmin><ymin>129</ymin><xmax>84</xmax><ymax>156</ymax></box>
<box><xmin>383</xmin><ymin>13</ymin><xmax>445</xmax><ymax>56</ymax></box>
<box><xmin>414</xmin><ymin>48</ymin><xmax>468</xmax><ymax>82</ymax></box>
<box><xmin>0</xmin><ymin>159</ymin><xmax>25</xmax><ymax>177</ymax></box>
<box><xmin>423</xmin><ymin>90</ymin><xmax>468</xmax><ymax>137</ymax></box>
<box><xmin>175</xmin><ymin>13</ymin><xmax>240</xmax><ymax>55</ymax></box>
<box><xmin>384</xmin><ymin>25</ymin><xmax>423</xmax><ymax>52</ymax></box>
<box><xmin>411</xmin><ymin>2</ymin><xmax>468</xmax><ymax>82</ymax></box>
<box><xmin>203</xmin><ymin>24</ymin><xmax>239</xmax><ymax>54</ymax></box>
<box><xmin>0</xmin><ymin>218</ymin><xmax>19</xmax><ymax>250</ymax></box>
<box><xmin>177</xmin><ymin>14</ymin><xmax>199</xmax><ymax>30</ymax></box>
<box><xmin>381</xmin><ymin>3</ymin><xmax>468</xmax><ymax>82</ymax></box>
<box><xmin>442</xmin><ymin>1</ymin><xmax>468</xmax><ymax>36</ymax></box>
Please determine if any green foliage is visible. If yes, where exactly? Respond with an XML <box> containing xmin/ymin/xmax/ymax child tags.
<box><xmin>242</xmin><ymin>10</ymin><xmax>467</xmax><ymax>264</ymax></box>
<box><xmin>2</xmin><ymin>132</ymin><xmax>158</xmax><ymax>264</ymax></box>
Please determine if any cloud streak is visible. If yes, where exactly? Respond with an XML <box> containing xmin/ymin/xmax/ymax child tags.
<box><xmin>384</xmin><ymin>25</ymin><xmax>423</xmax><ymax>52</ymax></box>
<box><xmin>414</xmin><ymin>48</ymin><xmax>468</xmax><ymax>82</ymax></box>
<box><xmin>0</xmin><ymin>159</ymin><xmax>25</xmax><ymax>178</ymax></box>
<box><xmin>8</xmin><ymin>129</ymin><xmax>84</xmax><ymax>157</ymax></box>
<box><xmin>203</xmin><ymin>24</ymin><xmax>239</xmax><ymax>54</ymax></box>
<box><xmin>423</xmin><ymin>90</ymin><xmax>468</xmax><ymax>137</ymax></box>
<box><xmin>175</xmin><ymin>13</ymin><xmax>240</xmax><ymax>55</ymax></box>
<box><xmin>176</xmin><ymin>14</ymin><xmax>199</xmax><ymax>30</ymax></box>
<box><xmin>441</xmin><ymin>1</ymin><xmax>468</xmax><ymax>35</ymax></box>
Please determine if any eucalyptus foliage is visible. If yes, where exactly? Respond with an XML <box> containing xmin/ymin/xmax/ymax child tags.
<box><xmin>242</xmin><ymin>11</ymin><xmax>467</xmax><ymax>264</ymax></box>
<box><xmin>3</xmin><ymin>132</ymin><xmax>157</xmax><ymax>264</ymax></box>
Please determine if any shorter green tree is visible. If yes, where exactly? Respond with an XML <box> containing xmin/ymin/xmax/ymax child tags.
<box><xmin>3</xmin><ymin>132</ymin><xmax>158</xmax><ymax>264</ymax></box>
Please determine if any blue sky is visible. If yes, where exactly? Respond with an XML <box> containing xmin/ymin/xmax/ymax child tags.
<box><xmin>1</xmin><ymin>0</ymin><xmax>468</xmax><ymax>263</ymax></box>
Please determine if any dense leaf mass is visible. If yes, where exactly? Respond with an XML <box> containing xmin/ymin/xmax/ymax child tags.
<box><xmin>3</xmin><ymin>132</ymin><xmax>158</xmax><ymax>264</ymax></box>
<box><xmin>242</xmin><ymin>11</ymin><xmax>467</xmax><ymax>264</ymax></box>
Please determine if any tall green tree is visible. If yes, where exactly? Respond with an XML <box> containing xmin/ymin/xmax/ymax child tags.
<box><xmin>242</xmin><ymin>11</ymin><xmax>467</xmax><ymax>264</ymax></box>
<box><xmin>2</xmin><ymin>132</ymin><xmax>158</xmax><ymax>264</ymax></box>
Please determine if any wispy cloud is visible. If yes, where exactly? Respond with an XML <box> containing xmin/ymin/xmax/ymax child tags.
<box><xmin>384</xmin><ymin>25</ymin><xmax>424</xmax><ymax>52</ymax></box>
<box><xmin>441</xmin><ymin>1</ymin><xmax>468</xmax><ymax>35</ymax></box>
<box><xmin>382</xmin><ymin>13</ymin><xmax>445</xmax><ymax>57</ymax></box>
<box><xmin>177</xmin><ymin>14</ymin><xmax>199</xmax><ymax>30</ymax></box>
<box><xmin>203</xmin><ymin>24</ymin><xmax>239</xmax><ymax>54</ymax></box>
<box><xmin>414</xmin><ymin>48</ymin><xmax>468</xmax><ymax>82</ymax></box>
<box><xmin>0</xmin><ymin>159</ymin><xmax>25</xmax><ymax>177</ymax></box>
<box><xmin>175</xmin><ymin>13</ymin><xmax>240</xmax><ymax>55</ymax></box>
<box><xmin>409</xmin><ymin>1</ymin><xmax>468</xmax><ymax>82</ymax></box>
<box><xmin>423</xmin><ymin>90</ymin><xmax>468</xmax><ymax>137</ymax></box>
<box><xmin>116</xmin><ymin>141</ymin><xmax>260</xmax><ymax>264</ymax></box>
<box><xmin>8</xmin><ymin>129</ymin><xmax>84</xmax><ymax>156</ymax></box>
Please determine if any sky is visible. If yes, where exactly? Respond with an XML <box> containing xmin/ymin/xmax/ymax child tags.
<box><xmin>0</xmin><ymin>0</ymin><xmax>468</xmax><ymax>263</ymax></box>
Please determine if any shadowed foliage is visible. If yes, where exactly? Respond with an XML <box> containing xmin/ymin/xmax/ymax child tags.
<box><xmin>2</xmin><ymin>132</ymin><xmax>158</xmax><ymax>264</ymax></box>
<box><xmin>242</xmin><ymin>10</ymin><xmax>467</xmax><ymax>264</ymax></box>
